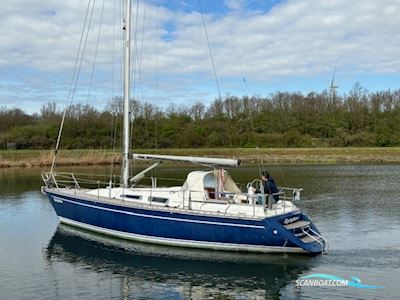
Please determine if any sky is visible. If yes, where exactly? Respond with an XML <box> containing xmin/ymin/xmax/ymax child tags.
<box><xmin>1</xmin><ymin>0</ymin><xmax>400</xmax><ymax>113</ymax></box>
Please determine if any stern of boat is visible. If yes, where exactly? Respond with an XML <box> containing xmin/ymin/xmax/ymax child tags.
<box><xmin>266</xmin><ymin>212</ymin><xmax>329</xmax><ymax>254</ymax></box>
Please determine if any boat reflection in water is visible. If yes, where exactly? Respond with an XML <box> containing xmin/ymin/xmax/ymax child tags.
<box><xmin>45</xmin><ymin>224</ymin><xmax>311</xmax><ymax>299</ymax></box>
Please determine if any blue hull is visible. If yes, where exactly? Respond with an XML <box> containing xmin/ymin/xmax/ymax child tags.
<box><xmin>46</xmin><ymin>190</ymin><xmax>324</xmax><ymax>254</ymax></box>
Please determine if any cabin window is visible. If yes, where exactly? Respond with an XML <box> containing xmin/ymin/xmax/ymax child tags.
<box><xmin>149</xmin><ymin>196</ymin><xmax>168</xmax><ymax>203</ymax></box>
<box><xmin>120</xmin><ymin>194</ymin><xmax>142</xmax><ymax>200</ymax></box>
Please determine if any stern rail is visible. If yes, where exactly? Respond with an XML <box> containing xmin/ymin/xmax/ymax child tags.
<box><xmin>301</xmin><ymin>227</ymin><xmax>329</xmax><ymax>254</ymax></box>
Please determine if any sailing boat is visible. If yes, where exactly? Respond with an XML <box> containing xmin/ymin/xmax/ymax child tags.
<box><xmin>42</xmin><ymin>0</ymin><xmax>328</xmax><ymax>254</ymax></box>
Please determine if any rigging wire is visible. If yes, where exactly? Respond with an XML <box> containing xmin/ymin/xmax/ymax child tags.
<box><xmin>109</xmin><ymin>0</ymin><xmax>121</xmax><ymax>183</ymax></box>
<box><xmin>130</xmin><ymin>0</ymin><xmax>151</xmax><ymax>180</ymax></box>
<box><xmin>109</xmin><ymin>0</ymin><xmax>117</xmax><ymax>176</ymax></box>
<box><xmin>86</xmin><ymin>0</ymin><xmax>106</xmax><ymax>106</ymax></box>
<box><xmin>137</xmin><ymin>0</ymin><xmax>147</xmax><ymax>98</ymax></box>
<box><xmin>131</xmin><ymin>0</ymin><xmax>139</xmax><ymax>98</ymax></box>
<box><xmin>198</xmin><ymin>0</ymin><xmax>221</xmax><ymax>98</ymax></box>
<box><xmin>227</xmin><ymin>25</ymin><xmax>274</xmax><ymax>181</ymax></box>
<box><xmin>50</xmin><ymin>0</ymin><xmax>96</xmax><ymax>173</ymax></box>
<box><xmin>128</xmin><ymin>0</ymin><xmax>140</xmax><ymax>155</ymax></box>
<box><xmin>154</xmin><ymin>5</ymin><xmax>159</xmax><ymax>151</ymax></box>
<box><xmin>150</xmin><ymin>4</ymin><xmax>160</xmax><ymax>181</ymax></box>
<box><xmin>70</xmin><ymin>0</ymin><xmax>97</xmax><ymax>111</ymax></box>
<box><xmin>198</xmin><ymin>0</ymin><xmax>233</xmax><ymax>147</ymax></box>
<box><xmin>139</xmin><ymin>0</ymin><xmax>151</xmax><ymax>149</ymax></box>
<box><xmin>226</xmin><ymin>25</ymin><xmax>289</xmax><ymax>186</ymax></box>
<box><xmin>128</xmin><ymin>0</ymin><xmax>151</xmax><ymax>153</ymax></box>
<box><xmin>129</xmin><ymin>0</ymin><xmax>138</xmax><ymax>179</ymax></box>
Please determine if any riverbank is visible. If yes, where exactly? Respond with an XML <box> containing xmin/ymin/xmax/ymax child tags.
<box><xmin>0</xmin><ymin>150</ymin><xmax>116</xmax><ymax>168</ymax></box>
<box><xmin>1</xmin><ymin>147</ymin><xmax>400</xmax><ymax>168</ymax></box>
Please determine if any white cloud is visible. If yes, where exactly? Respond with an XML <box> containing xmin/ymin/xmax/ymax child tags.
<box><xmin>1</xmin><ymin>0</ymin><xmax>400</xmax><ymax>111</ymax></box>
<box><xmin>143</xmin><ymin>0</ymin><xmax>400</xmax><ymax>88</ymax></box>
<box><xmin>224</xmin><ymin>0</ymin><xmax>247</xmax><ymax>11</ymax></box>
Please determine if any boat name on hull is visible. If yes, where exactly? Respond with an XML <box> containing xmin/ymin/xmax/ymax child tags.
<box><xmin>283</xmin><ymin>216</ymin><xmax>300</xmax><ymax>224</ymax></box>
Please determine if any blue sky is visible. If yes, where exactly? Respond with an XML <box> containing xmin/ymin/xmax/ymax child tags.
<box><xmin>162</xmin><ymin>0</ymin><xmax>281</xmax><ymax>14</ymax></box>
<box><xmin>1</xmin><ymin>0</ymin><xmax>400</xmax><ymax>113</ymax></box>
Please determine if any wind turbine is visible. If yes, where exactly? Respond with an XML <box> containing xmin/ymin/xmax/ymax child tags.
<box><xmin>329</xmin><ymin>68</ymin><xmax>339</xmax><ymax>100</ymax></box>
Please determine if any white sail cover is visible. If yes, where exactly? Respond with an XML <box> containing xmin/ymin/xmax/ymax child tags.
<box><xmin>131</xmin><ymin>153</ymin><xmax>240</xmax><ymax>167</ymax></box>
<box><xmin>182</xmin><ymin>171</ymin><xmax>241</xmax><ymax>193</ymax></box>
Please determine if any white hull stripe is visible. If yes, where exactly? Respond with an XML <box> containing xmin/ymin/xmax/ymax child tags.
<box><xmin>53</xmin><ymin>196</ymin><xmax>265</xmax><ymax>229</ymax></box>
<box><xmin>59</xmin><ymin>217</ymin><xmax>307</xmax><ymax>254</ymax></box>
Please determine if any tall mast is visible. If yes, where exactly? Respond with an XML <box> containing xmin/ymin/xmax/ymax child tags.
<box><xmin>122</xmin><ymin>0</ymin><xmax>131</xmax><ymax>187</ymax></box>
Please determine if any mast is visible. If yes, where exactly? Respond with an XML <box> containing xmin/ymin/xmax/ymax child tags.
<box><xmin>122</xmin><ymin>0</ymin><xmax>131</xmax><ymax>187</ymax></box>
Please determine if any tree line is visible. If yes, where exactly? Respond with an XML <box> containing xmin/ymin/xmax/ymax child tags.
<box><xmin>1</xmin><ymin>84</ymin><xmax>400</xmax><ymax>150</ymax></box>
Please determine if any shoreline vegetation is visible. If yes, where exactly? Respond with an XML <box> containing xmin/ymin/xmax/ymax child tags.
<box><xmin>1</xmin><ymin>147</ymin><xmax>400</xmax><ymax>168</ymax></box>
<box><xmin>2</xmin><ymin>88</ymin><xmax>400</xmax><ymax>152</ymax></box>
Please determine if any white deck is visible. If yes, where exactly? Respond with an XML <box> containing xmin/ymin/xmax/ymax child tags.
<box><xmin>53</xmin><ymin>186</ymin><xmax>299</xmax><ymax>219</ymax></box>
<box><xmin>44</xmin><ymin>169</ymin><xmax>301</xmax><ymax>219</ymax></box>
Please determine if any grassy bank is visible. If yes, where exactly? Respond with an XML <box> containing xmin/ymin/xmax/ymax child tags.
<box><xmin>1</xmin><ymin>147</ymin><xmax>400</xmax><ymax>168</ymax></box>
<box><xmin>0</xmin><ymin>150</ymin><xmax>118</xmax><ymax>168</ymax></box>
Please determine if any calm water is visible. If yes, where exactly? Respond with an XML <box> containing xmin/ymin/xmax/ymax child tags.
<box><xmin>0</xmin><ymin>164</ymin><xmax>399</xmax><ymax>299</ymax></box>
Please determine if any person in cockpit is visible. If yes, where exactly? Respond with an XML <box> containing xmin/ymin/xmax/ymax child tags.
<box><xmin>261</xmin><ymin>171</ymin><xmax>279</xmax><ymax>203</ymax></box>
